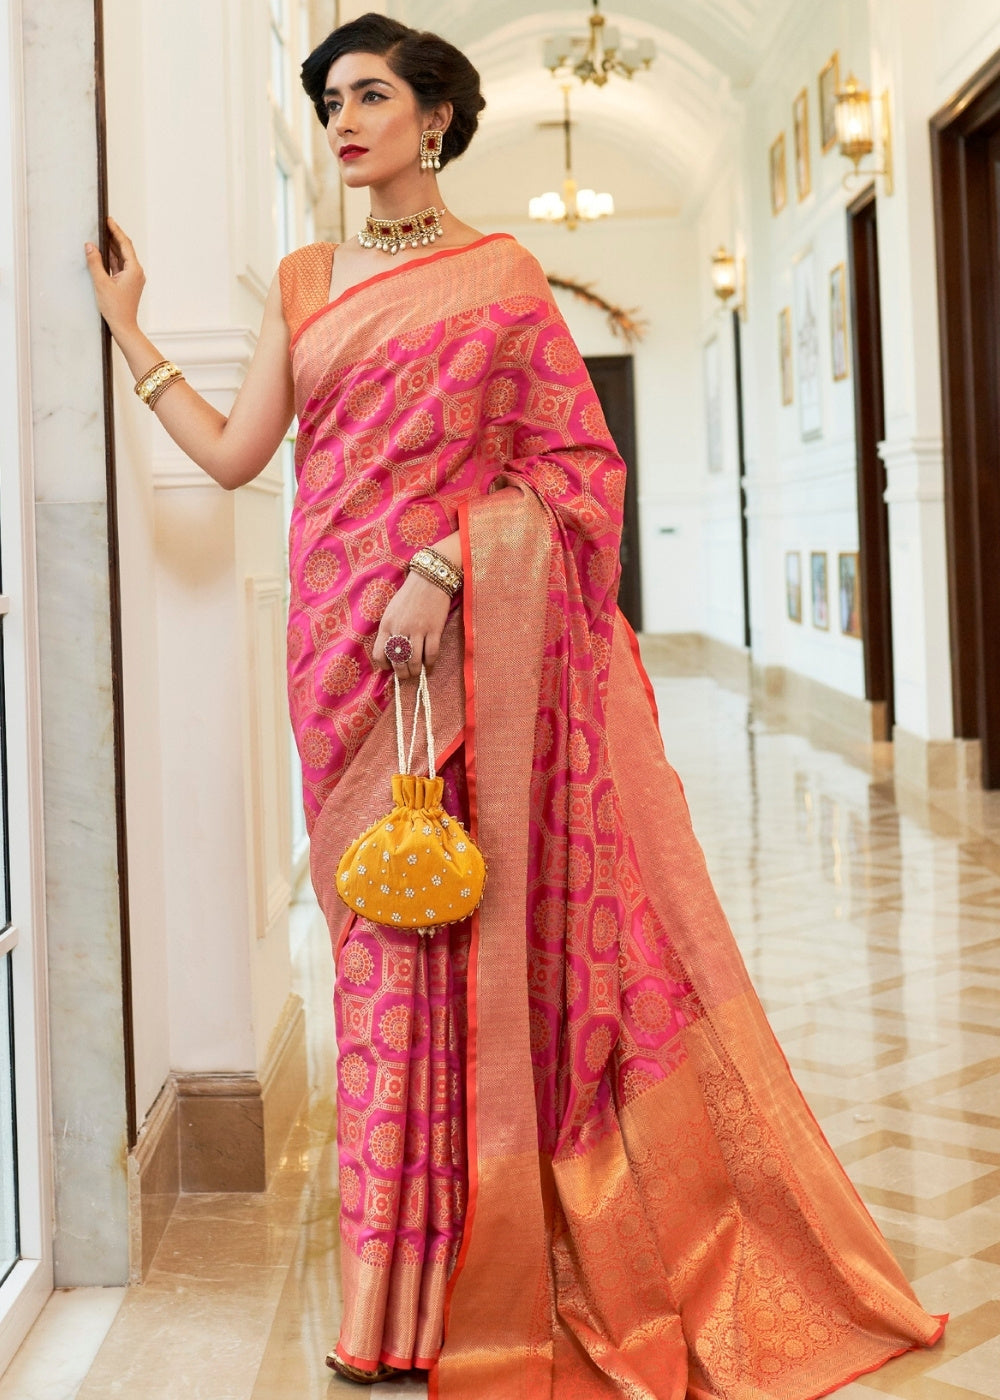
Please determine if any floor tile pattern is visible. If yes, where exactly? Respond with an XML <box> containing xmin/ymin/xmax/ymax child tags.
<box><xmin>8</xmin><ymin>665</ymin><xmax>999</xmax><ymax>1398</ymax></box>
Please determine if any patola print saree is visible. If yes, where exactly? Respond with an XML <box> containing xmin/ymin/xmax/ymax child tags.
<box><xmin>279</xmin><ymin>235</ymin><xmax>943</xmax><ymax>1398</ymax></box>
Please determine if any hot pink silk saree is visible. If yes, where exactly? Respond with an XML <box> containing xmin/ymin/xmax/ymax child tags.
<box><xmin>280</xmin><ymin>234</ymin><xmax>944</xmax><ymax>1397</ymax></box>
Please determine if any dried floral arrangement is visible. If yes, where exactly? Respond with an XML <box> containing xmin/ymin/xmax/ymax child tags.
<box><xmin>546</xmin><ymin>274</ymin><xmax>648</xmax><ymax>345</ymax></box>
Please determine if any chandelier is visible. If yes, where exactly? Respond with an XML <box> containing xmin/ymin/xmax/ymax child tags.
<box><xmin>528</xmin><ymin>85</ymin><xmax>614</xmax><ymax>230</ymax></box>
<box><xmin>543</xmin><ymin>0</ymin><xmax>656</xmax><ymax>88</ymax></box>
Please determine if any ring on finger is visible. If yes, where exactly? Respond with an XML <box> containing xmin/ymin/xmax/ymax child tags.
<box><xmin>385</xmin><ymin>634</ymin><xmax>413</xmax><ymax>667</ymax></box>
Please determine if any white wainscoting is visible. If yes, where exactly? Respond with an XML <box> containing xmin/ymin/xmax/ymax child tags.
<box><xmin>244</xmin><ymin>576</ymin><xmax>292</xmax><ymax>943</ymax></box>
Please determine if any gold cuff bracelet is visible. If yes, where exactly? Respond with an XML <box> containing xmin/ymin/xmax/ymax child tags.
<box><xmin>409</xmin><ymin>546</ymin><xmax>463</xmax><ymax>599</ymax></box>
<box><xmin>135</xmin><ymin>360</ymin><xmax>184</xmax><ymax>409</ymax></box>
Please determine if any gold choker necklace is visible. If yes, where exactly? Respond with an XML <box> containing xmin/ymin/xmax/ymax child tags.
<box><xmin>359</xmin><ymin>206</ymin><xmax>445</xmax><ymax>255</ymax></box>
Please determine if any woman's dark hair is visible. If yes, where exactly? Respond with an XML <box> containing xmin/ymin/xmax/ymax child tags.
<box><xmin>301</xmin><ymin>13</ymin><xmax>485</xmax><ymax>168</ymax></box>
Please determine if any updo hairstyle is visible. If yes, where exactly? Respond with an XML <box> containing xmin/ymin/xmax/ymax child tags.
<box><xmin>301</xmin><ymin>13</ymin><xmax>486</xmax><ymax>168</ymax></box>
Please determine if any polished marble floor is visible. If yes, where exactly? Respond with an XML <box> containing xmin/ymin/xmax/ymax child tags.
<box><xmin>7</xmin><ymin>663</ymin><xmax>1000</xmax><ymax>1399</ymax></box>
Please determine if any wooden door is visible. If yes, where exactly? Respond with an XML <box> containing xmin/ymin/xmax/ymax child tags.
<box><xmin>848</xmin><ymin>186</ymin><xmax>894</xmax><ymax>738</ymax></box>
<box><xmin>932</xmin><ymin>51</ymin><xmax>1000</xmax><ymax>786</ymax></box>
<box><xmin>585</xmin><ymin>355</ymin><xmax>643</xmax><ymax>631</ymax></box>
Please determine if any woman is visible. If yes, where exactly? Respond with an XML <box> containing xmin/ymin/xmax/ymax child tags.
<box><xmin>87</xmin><ymin>13</ymin><xmax>944</xmax><ymax>1397</ymax></box>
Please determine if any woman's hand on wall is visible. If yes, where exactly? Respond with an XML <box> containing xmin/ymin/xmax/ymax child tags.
<box><xmin>85</xmin><ymin>216</ymin><xmax>145</xmax><ymax>334</ymax></box>
<box><xmin>83</xmin><ymin>216</ymin><xmax>295</xmax><ymax>490</ymax></box>
<box><xmin>373</xmin><ymin>573</ymin><xmax>453</xmax><ymax>677</ymax></box>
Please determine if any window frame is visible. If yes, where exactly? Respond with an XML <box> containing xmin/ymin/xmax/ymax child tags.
<box><xmin>0</xmin><ymin>0</ymin><xmax>55</xmax><ymax>1367</ymax></box>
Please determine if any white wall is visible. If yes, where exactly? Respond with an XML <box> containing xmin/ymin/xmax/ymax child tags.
<box><xmin>698</xmin><ymin>0</ymin><xmax>872</xmax><ymax>697</ymax></box>
<box><xmin>688</xmin><ymin>0</ymin><xmax>1000</xmax><ymax>746</ymax></box>
<box><xmin>866</xmin><ymin>0</ymin><xmax>951</xmax><ymax>742</ymax></box>
<box><xmin>105</xmin><ymin>0</ymin><xmax>297</xmax><ymax>1117</ymax></box>
<box><xmin>694</xmin><ymin>148</ymin><xmax>750</xmax><ymax>651</ymax></box>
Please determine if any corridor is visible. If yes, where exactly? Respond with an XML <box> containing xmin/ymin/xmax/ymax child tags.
<box><xmin>4</xmin><ymin>651</ymin><xmax>998</xmax><ymax>1400</ymax></box>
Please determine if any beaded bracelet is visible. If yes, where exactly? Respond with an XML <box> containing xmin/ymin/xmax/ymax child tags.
<box><xmin>409</xmin><ymin>546</ymin><xmax>463</xmax><ymax>599</ymax></box>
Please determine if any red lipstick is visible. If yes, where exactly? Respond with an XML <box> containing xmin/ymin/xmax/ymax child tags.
<box><xmin>339</xmin><ymin>145</ymin><xmax>369</xmax><ymax>161</ymax></box>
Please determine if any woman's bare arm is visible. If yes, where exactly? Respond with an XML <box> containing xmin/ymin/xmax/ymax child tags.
<box><xmin>86</xmin><ymin>217</ymin><xmax>294</xmax><ymax>490</ymax></box>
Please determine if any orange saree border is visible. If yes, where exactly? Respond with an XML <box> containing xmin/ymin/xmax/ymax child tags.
<box><xmin>288</xmin><ymin>236</ymin><xmax>552</xmax><ymax>421</ymax></box>
<box><xmin>290</xmin><ymin>232</ymin><xmax>518</xmax><ymax>351</ymax></box>
<box><xmin>438</xmin><ymin>499</ymin><xmax>482</xmax><ymax>1325</ymax></box>
<box><xmin>434</xmin><ymin>486</ymin><xmax>555</xmax><ymax>1400</ymax></box>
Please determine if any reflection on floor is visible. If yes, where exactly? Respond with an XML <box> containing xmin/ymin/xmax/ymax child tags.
<box><xmin>10</xmin><ymin>665</ymin><xmax>1000</xmax><ymax>1399</ymax></box>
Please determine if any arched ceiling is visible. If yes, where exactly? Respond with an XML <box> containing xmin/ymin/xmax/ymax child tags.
<box><xmin>387</xmin><ymin>0</ymin><xmax>798</xmax><ymax>219</ymax></box>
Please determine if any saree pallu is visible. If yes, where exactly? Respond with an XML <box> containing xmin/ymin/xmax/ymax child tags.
<box><xmin>281</xmin><ymin>234</ymin><xmax>944</xmax><ymax>1398</ymax></box>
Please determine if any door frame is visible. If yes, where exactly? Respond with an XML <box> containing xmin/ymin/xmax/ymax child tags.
<box><xmin>931</xmin><ymin>46</ymin><xmax>1000</xmax><ymax>784</ymax></box>
<box><xmin>847</xmin><ymin>184</ymin><xmax>893</xmax><ymax>738</ymax></box>
<box><xmin>583</xmin><ymin>354</ymin><xmax>643</xmax><ymax>632</ymax></box>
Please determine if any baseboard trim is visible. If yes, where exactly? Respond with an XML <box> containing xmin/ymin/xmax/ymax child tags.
<box><xmin>127</xmin><ymin>1079</ymin><xmax>179</xmax><ymax>1283</ymax></box>
<box><xmin>637</xmin><ymin>630</ymin><xmax>892</xmax><ymax>752</ymax></box>
<box><xmin>893</xmin><ymin>726</ymin><xmax>982</xmax><ymax>790</ymax></box>
<box><xmin>127</xmin><ymin>994</ymin><xmax>308</xmax><ymax>1280</ymax></box>
<box><xmin>175</xmin><ymin>1070</ymin><xmax>266</xmax><ymax>1194</ymax></box>
<box><xmin>638</xmin><ymin>632</ymin><xmax>751</xmax><ymax>692</ymax></box>
<box><xmin>636</xmin><ymin>633</ymin><xmax>986</xmax><ymax>791</ymax></box>
<box><xmin>637</xmin><ymin>632</ymin><xmax>883</xmax><ymax>744</ymax></box>
<box><xmin>751</xmin><ymin>663</ymin><xmax>888</xmax><ymax>743</ymax></box>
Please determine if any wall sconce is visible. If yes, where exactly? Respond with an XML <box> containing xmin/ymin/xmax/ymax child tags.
<box><xmin>835</xmin><ymin>75</ymin><xmax>894</xmax><ymax>194</ymax></box>
<box><xmin>711</xmin><ymin>245</ymin><xmax>747</xmax><ymax>318</ymax></box>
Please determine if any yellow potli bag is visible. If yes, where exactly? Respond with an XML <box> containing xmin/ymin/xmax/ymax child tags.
<box><xmin>336</xmin><ymin>666</ymin><xmax>486</xmax><ymax>935</ymax></box>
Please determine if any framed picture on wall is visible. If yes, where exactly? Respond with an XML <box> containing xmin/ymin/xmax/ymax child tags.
<box><xmin>793</xmin><ymin>89</ymin><xmax>811</xmax><ymax>200</ymax></box>
<box><xmin>819</xmin><ymin>52</ymin><xmax>840</xmax><ymax>153</ymax></box>
<box><xmin>786</xmin><ymin>551</ymin><xmax>802</xmax><ymax>623</ymax></box>
<box><xmin>794</xmin><ymin>248</ymin><xmax>822</xmax><ymax>439</ymax></box>
<box><xmin>811</xmin><ymin>551</ymin><xmax>829</xmax><ymax>629</ymax></box>
<box><xmin>839</xmin><ymin>552</ymin><xmax>862</xmax><ymax>637</ymax></box>
<box><xmin>704</xmin><ymin>336</ymin><xmax>723</xmax><ymax>473</ymax></box>
<box><xmin>830</xmin><ymin>263</ymin><xmax>849</xmax><ymax>381</ymax></box>
<box><xmin>770</xmin><ymin>133</ymin><xmax>787</xmax><ymax>214</ymax></box>
<box><xmin>779</xmin><ymin>308</ymin><xmax>794</xmax><ymax>405</ymax></box>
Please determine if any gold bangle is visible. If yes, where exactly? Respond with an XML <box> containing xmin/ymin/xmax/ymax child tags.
<box><xmin>135</xmin><ymin>360</ymin><xmax>183</xmax><ymax>408</ymax></box>
<box><xmin>146</xmin><ymin>372</ymin><xmax>184</xmax><ymax>409</ymax></box>
<box><xmin>409</xmin><ymin>546</ymin><xmax>463</xmax><ymax>599</ymax></box>
<box><xmin>134</xmin><ymin>359</ymin><xmax>170</xmax><ymax>395</ymax></box>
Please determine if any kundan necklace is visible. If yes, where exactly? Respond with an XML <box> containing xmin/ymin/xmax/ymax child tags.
<box><xmin>358</xmin><ymin>205</ymin><xmax>445</xmax><ymax>255</ymax></box>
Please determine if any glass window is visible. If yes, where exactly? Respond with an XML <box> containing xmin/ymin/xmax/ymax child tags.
<box><xmin>299</xmin><ymin>0</ymin><xmax>313</xmax><ymax>149</ymax></box>
<box><xmin>0</xmin><ymin>0</ymin><xmax>47</xmax><ymax>1342</ymax></box>
<box><xmin>270</xmin><ymin>22</ymin><xmax>287</xmax><ymax>112</ymax></box>
<box><xmin>275</xmin><ymin>163</ymin><xmax>293</xmax><ymax>260</ymax></box>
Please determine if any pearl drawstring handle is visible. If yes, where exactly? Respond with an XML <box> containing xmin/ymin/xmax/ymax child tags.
<box><xmin>394</xmin><ymin>665</ymin><xmax>436</xmax><ymax>779</ymax></box>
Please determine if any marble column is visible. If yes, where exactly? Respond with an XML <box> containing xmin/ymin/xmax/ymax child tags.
<box><xmin>22</xmin><ymin>0</ymin><xmax>130</xmax><ymax>1283</ymax></box>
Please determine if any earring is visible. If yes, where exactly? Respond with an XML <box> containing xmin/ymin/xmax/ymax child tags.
<box><xmin>420</xmin><ymin>129</ymin><xmax>443</xmax><ymax>170</ymax></box>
